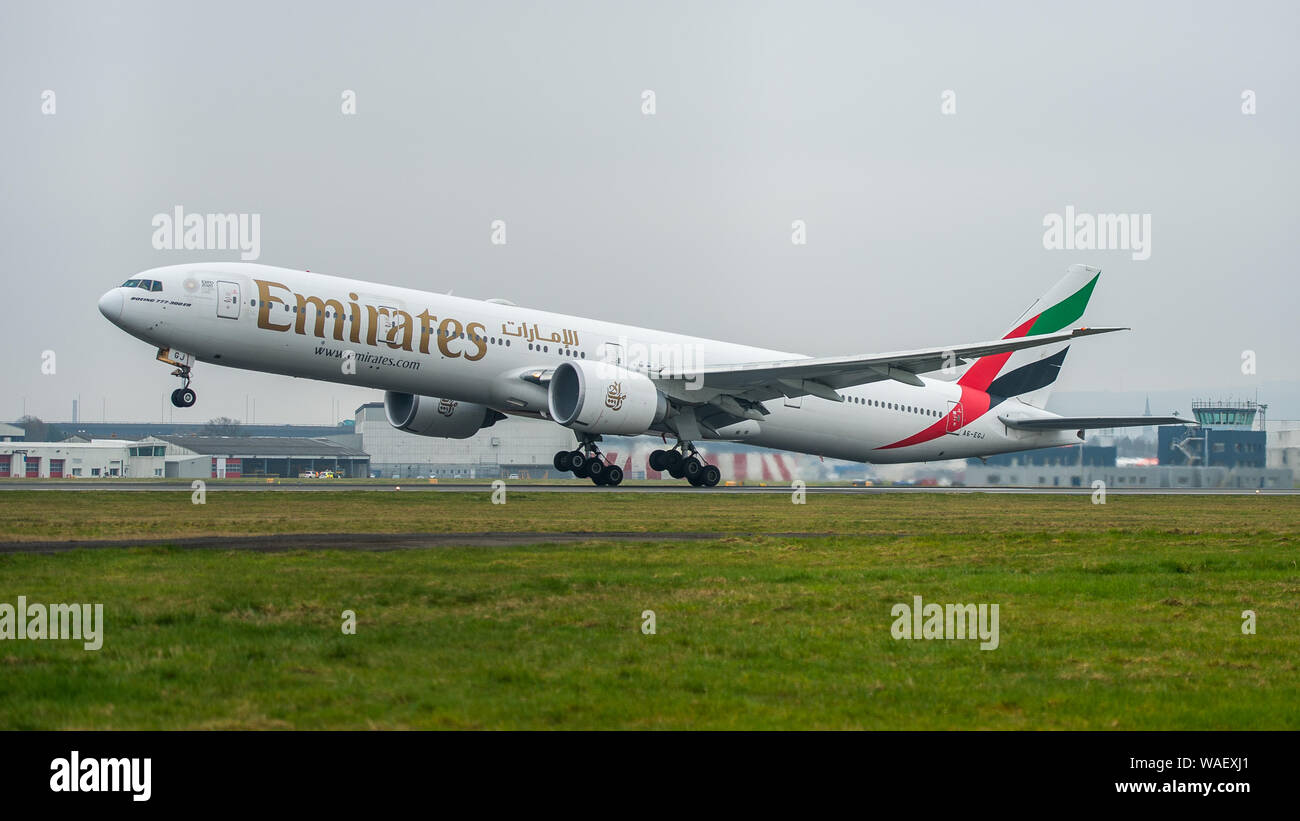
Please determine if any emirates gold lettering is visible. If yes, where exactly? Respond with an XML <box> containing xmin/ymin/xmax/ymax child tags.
<box><xmin>437</xmin><ymin>317</ymin><xmax>464</xmax><ymax>358</ymax></box>
<box><xmin>294</xmin><ymin>293</ymin><xmax>346</xmax><ymax>340</ymax></box>
<box><xmin>256</xmin><ymin>280</ymin><xmax>293</xmax><ymax>332</ymax></box>
<box><xmin>605</xmin><ymin>382</ymin><xmax>627</xmax><ymax>411</ymax></box>
<box><xmin>416</xmin><ymin>309</ymin><xmax>437</xmax><ymax>354</ymax></box>
<box><xmin>384</xmin><ymin>310</ymin><xmax>413</xmax><ymax>351</ymax></box>
<box><xmin>252</xmin><ymin>279</ymin><xmax>485</xmax><ymax>364</ymax></box>
<box><xmin>465</xmin><ymin>322</ymin><xmax>487</xmax><ymax>361</ymax></box>
<box><xmin>364</xmin><ymin>305</ymin><xmax>389</xmax><ymax>347</ymax></box>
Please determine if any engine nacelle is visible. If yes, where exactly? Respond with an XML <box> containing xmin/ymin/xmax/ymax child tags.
<box><xmin>547</xmin><ymin>360</ymin><xmax>668</xmax><ymax>435</ymax></box>
<box><xmin>384</xmin><ymin>391</ymin><xmax>505</xmax><ymax>439</ymax></box>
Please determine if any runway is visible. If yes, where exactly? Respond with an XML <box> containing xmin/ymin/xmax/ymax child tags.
<box><xmin>0</xmin><ymin>481</ymin><xmax>1295</xmax><ymax>495</ymax></box>
<box><xmin>0</xmin><ymin>530</ymin><xmax>823</xmax><ymax>555</ymax></box>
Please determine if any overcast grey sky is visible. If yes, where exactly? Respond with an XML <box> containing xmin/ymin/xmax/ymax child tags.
<box><xmin>2</xmin><ymin>1</ymin><xmax>1296</xmax><ymax>424</ymax></box>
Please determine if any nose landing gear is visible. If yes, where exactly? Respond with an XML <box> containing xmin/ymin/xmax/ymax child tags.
<box><xmin>158</xmin><ymin>348</ymin><xmax>198</xmax><ymax>408</ymax></box>
<box><xmin>169</xmin><ymin>366</ymin><xmax>196</xmax><ymax>408</ymax></box>
<box><xmin>648</xmin><ymin>442</ymin><xmax>721</xmax><ymax>487</ymax></box>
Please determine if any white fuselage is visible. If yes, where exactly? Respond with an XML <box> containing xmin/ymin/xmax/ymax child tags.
<box><xmin>99</xmin><ymin>263</ymin><xmax>1078</xmax><ymax>464</ymax></box>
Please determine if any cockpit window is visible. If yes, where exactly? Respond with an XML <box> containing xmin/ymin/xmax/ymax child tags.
<box><xmin>121</xmin><ymin>279</ymin><xmax>140</xmax><ymax>287</ymax></box>
<box><xmin>150</xmin><ymin>280</ymin><xmax>163</xmax><ymax>292</ymax></box>
<box><xmin>135</xmin><ymin>280</ymin><xmax>154</xmax><ymax>290</ymax></box>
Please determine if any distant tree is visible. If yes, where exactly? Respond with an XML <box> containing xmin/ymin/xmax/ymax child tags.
<box><xmin>16</xmin><ymin>415</ymin><xmax>66</xmax><ymax>442</ymax></box>
<box><xmin>203</xmin><ymin>416</ymin><xmax>243</xmax><ymax>437</ymax></box>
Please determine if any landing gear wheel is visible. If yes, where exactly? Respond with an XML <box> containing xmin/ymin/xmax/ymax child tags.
<box><xmin>648</xmin><ymin>450</ymin><xmax>666</xmax><ymax>472</ymax></box>
<box><xmin>702</xmin><ymin>464</ymin><xmax>721</xmax><ymax>487</ymax></box>
<box><xmin>682</xmin><ymin>457</ymin><xmax>703</xmax><ymax>482</ymax></box>
<box><xmin>553</xmin><ymin>450</ymin><xmax>572</xmax><ymax>472</ymax></box>
<box><xmin>568</xmin><ymin>451</ymin><xmax>588</xmax><ymax>474</ymax></box>
<box><xmin>604</xmin><ymin>465</ymin><xmax>624</xmax><ymax>487</ymax></box>
<box><xmin>664</xmin><ymin>450</ymin><xmax>686</xmax><ymax>478</ymax></box>
<box><xmin>167</xmin><ymin>362</ymin><xmax>197</xmax><ymax>408</ymax></box>
<box><xmin>588</xmin><ymin>460</ymin><xmax>608</xmax><ymax>485</ymax></box>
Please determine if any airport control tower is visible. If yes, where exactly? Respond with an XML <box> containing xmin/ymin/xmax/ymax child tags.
<box><xmin>1160</xmin><ymin>399</ymin><xmax>1266</xmax><ymax>468</ymax></box>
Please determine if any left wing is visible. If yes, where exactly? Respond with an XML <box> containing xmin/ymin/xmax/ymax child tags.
<box><xmin>654</xmin><ymin>326</ymin><xmax>1126</xmax><ymax>403</ymax></box>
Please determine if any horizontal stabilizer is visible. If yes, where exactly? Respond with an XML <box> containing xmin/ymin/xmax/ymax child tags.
<box><xmin>998</xmin><ymin>415</ymin><xmax>1195</xmax><ymax>431</ymax></box>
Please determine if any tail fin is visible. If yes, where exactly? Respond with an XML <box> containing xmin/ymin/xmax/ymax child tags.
<box><xmin>957</xmin><ymin>264</ymin><xmax>1100</xmax><ymax>408</ymax></box>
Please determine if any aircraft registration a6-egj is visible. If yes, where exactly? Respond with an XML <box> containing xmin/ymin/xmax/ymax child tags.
<box><xmin>98</xmin><ymin>263</ymin><xmax>1190</xmax><ymax>487</ymax></box>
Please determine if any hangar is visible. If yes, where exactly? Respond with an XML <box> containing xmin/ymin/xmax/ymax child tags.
<box><xmin>0</xmin><ymin>440</ymin><xmax>135</xmax><ymax>478</ymax></box>
<box><xmin>154</xmin><ymin>436</ymin><xmax>369</xmax><ymax>478</ymax></box>
<box><xmin>0</xmin><ymin>436</ymin><xmax>368</xmax><ymax>479</ymax></box>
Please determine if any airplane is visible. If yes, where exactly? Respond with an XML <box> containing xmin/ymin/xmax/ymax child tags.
<box><xmin>97</xmin><ymin>262</ymin><xmax>1191</xmax><ymax>487</ymax></box>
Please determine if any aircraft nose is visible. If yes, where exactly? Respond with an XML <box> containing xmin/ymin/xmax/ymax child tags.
<box><xmin>98</xmin><ymin>288</ymin><xmax>123</xmax><ymax>322</ymax></box>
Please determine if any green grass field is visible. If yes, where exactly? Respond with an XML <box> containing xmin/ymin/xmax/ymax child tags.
<box><xmin>0</xmin><ymin>490</ymin><xmax>1297</xmax><ymax>729</ymax></box>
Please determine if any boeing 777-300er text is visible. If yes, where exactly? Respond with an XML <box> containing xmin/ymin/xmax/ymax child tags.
<box><xmin>98</xmin><ymin>263</ymin><xmax>1190</xmax><ymax>487</ymax></box>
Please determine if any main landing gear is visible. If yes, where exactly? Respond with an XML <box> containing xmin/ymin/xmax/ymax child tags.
<box><xmin>169</xmin><ymin>365</ymin><xmax>197</xmax><ymax>408</ymax></box>
<box><xmin>553</xmin><ymin>437</ymin><xmax>624</xmax><ymax>487</ymax></box>
<box><xmin>649</xmin><ymin>442</ymin><xmax>721</xmax><ymax>488</ymax></box>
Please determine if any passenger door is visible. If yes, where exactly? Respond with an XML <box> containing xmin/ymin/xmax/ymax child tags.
<box><xmin>217</xmin><ymin>281</ymin><xmax>241</xmax><ymax>319</ymax></box>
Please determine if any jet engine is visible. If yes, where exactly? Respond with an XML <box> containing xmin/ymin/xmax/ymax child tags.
<box><xmin>384</xmin><ymin>391</ymin><xmax>505</xmax><ymax>439</ymax></box>
<box><xmin>547</xmin><ymin>360</ymin><xmax>668</xmax><ymax>435</ymax></box>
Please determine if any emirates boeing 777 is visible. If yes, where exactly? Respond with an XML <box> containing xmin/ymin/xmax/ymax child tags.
<box><xmin>97</xmin><ymin>263</ymin><xmax>1189</xmax><ymax>487</ymax></box>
